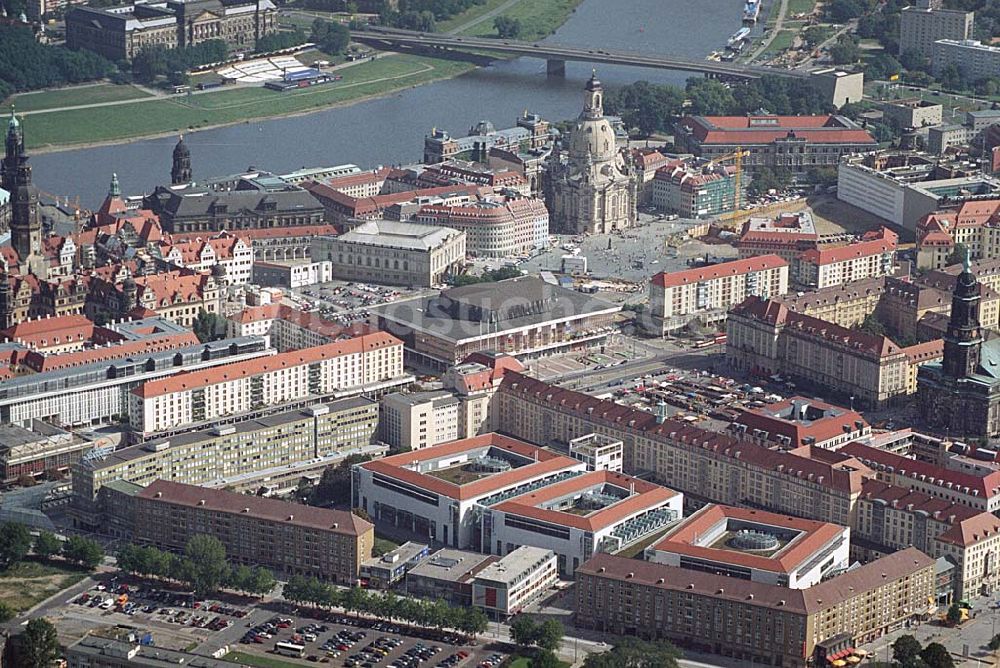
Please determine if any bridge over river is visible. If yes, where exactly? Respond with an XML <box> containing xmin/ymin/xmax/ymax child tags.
<box><xmin>351</xmin><ymin>26</ymin><xmax>812</xmax><ymax>80</ymax></box>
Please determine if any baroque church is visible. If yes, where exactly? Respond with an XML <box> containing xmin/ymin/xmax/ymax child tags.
<box><xmin>546</xmin><ymin>72</ymin><xmax>638</xmax><ymax>235</ymax></box>
<box><xmin>917</xmin><ymin>251</ymin><xmax>1000</xmax><ymax>439</ymax></box>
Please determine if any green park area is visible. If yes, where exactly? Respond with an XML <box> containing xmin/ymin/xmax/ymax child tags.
<box><xmin>9</xmin><ymin>83</ymin><xmax>153</xmax><ymax>113</ymax></box>
<box><xmin>760</xmin><ymin>29</ymin><xmax>797</xmax><ymax>58</ymax></box>
<box><xmin>23</xmin><ymin>54</ymin><xmax>472</xmax><ymax>150</ymax></box>
<box><xmin>786</xmin><ymin>0</ymin><xmax>818</xmax><ymax>16</ymax></box>
<box><xmin>461</xmin><ymin>0</ymin><xmax>584</xmax><ymax>41</ymax></box>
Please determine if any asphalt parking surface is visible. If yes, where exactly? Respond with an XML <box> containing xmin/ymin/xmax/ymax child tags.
<box><xmin>238</xmin><ymin>608</ymin><xmax>503</xmax><ymax>668</ymax></box>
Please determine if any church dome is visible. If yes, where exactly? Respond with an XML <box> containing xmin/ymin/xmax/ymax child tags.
<box><xmin>568</xmin><ymin>116</ymin><xmax>617</xmax><ymax>163</ymax></box>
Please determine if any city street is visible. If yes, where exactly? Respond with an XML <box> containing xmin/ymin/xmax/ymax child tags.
<box><xmin>863</xmin><ymin>606</ymin><xmax>1000</xmax><ymax>667</ymax></box>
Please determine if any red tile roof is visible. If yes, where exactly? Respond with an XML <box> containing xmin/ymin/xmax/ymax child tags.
<box><xmin>682</xmin><ymin>115</ymin><xmax>876</xmax><ymax>146</ymax></box>
<box><xmin>732</xmin><ymin>397</ymin><xmax>867</xmax><ymax>448</ymax></box>
<box><xmin>305</xmin><ymin>181</ymin><xmax>486</xmax><ymax>217</ymax></box>
<box><xmin>731</xmin><ymin>297</ymin><xmax>902</xmax><ymax>358</ymax></box>
<box><xmin>651</xmin><ymin>255</ymin><xmax>787</xmax><ymax>289</ymax></box>
<box><xmin>577</xmin><ymin>547</ymin><xmax>934</xmax><ymax>616</ymax></box>
<box><xmin>840</xmin><ymin>441</ymin><xmax>1000</xmax><ymax>501</ymax></box>
<box><xmin>139</xmin><ymin>479</ymin><xmax>372</xmax><ymax>536</ymax></box>
<box><xmin>361</xmin><ymin>433</ymin><xmax>581</xmax><ymax>501</ymax></box>
<box><xmin>650</xmin><ymin>504</ymin><xmax>846</xmax><ymax>574</ymax></box>
<box><xmin>799</xmin><ymin>228</ymin><xmax>898</xmax><ymax>265</ymax></box>
<box><xmin>132</xmin><ymin>331</ymin><xmax>401</xmax><ymax>398</ymax></box>
<box><xmin>492</xmin><ymin>470</ymin><xmax>680</xmax><ymax>532</ymax></box>
<box><xmin>22</xmin><ymin>332</ymin><xmax>199</xmax><ymax>373</ymax></box>
<box><xmin>901</xmin><ymin>339</ymin><xmax>944</xmax><ymax>363</ymax></box>
<box><xmin>500</xmin><ymin>372</ymin><xmax>872</xmax><ymax>496</ymax></box>
<box><xmin>2</xmin><ymin>314</ymin><xmax>97</xmax><ymax>349</ymax></box>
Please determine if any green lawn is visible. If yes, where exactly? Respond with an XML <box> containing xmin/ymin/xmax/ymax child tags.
<box><xmin>787</xmin><ymin>0</ymin><xmax>818</xmax><ymax>15</ymax></box>
<box><xmin>24</xmin><ymin>54</ymin><xmax>473</xmax><ymax>150</ymax></box>
<box><xmin>6</xmin><ymin>83</ymin><xmax>152</xmax><ymax>112</ymax></box>
<box><xmin>760</xmin><ymin>29</ymin><xmax>797</xmax><ymax>57</ymax></box>
<box><xmin>462</xmin><ymin>0</ymin><xmax>585</xmax><ymax>41</ymax></box>
<box><xmin>437</xmin><ymin>0</ymin><xmax>519</xmax><ymax>33</ymax></box>
<box><xmin>224</xmin><ymin>651</ymin><xmax>310</xmax><ymax>668</ymax></box>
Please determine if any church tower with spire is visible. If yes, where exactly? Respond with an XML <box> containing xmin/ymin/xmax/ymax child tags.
<box><xmin>943</xmin><ymin>249</ymin><xmax>984</xmax><ymax>378</ymax></box>
<box><xmin>2</xmin><ymin>109</ymin><xmax>41</xmax><ymax>264</ymax></box>
<box><xmin>171</xmin><ymin>135</ymin><xmax>192</xmax><ymax>186</ymax></box>
<box><xmin>917</xmin><ymin>248</ymin><xmax>1000</xmax><ymax>438</ymax></box>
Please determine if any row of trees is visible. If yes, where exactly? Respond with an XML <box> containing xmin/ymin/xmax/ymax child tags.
<box><xmin>0</xmin><ymin>25</ymin><xmax>115</xmax><ymax>100</ymax></box>
<box><xmin>891</xmin><ymin>634</ymin><xmax>954</xmax><ymax>668</ymax></box>
<box><xmin>0</xmin><ymin>522</ymin><xmax>104</xmax><ymax>571</ymax></box>
<box><xmin>450</xmin><ymin>265</ymin><xmax>522</xmax><ymax>287</ymax></box>
<box><xmin>378</xmin><ymin>0</ymin><xmax>488</xmax><ymax>32</ymax></box>
<box><xmin>582</xmin><ymin>638</ymin><xmax>682</xmax><ymax>668</ymax></box>
<box><xmin>117</xmin><ymin>535</ymin><xmax>276</xmax><ymax>597</ymax></box>
<box><xmin>282</xmin><ymin>575</ymin><xmax>490</xmax><ymax>637</ymax></box>
<box><xmin>603</xmin><ymin>75</ymin><xmax>832</xmax><ymax>138</ymax></box>
<box><xmin>311</xmin><ymin>19</ymin><xmax>352</xmax><ymax>55</ymax></box>
<box><xmin>131</xmin><ymin>39</ymin><xmax>228</xmax><ymax>84</ymax></box>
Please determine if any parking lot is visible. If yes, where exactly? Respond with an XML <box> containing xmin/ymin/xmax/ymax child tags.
<box><xmin>57</xmin><ymin>574</ymin><xmax>507</xmax><ymax>667</ymax></box>
<box><xmin>67</xmin><ymin>576</ymin><xmax>250</xmax><ymax>633</ymax></box>
<box><xmin>239</xmin><ymin>609</ymin><xmax>504</xmax><ymax>668</ymax></box>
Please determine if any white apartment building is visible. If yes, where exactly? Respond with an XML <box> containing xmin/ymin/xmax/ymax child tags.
<box><xmin>415</xmin><ymin>197</ymin><xmax>548</xmax><ymax>258</ymax></box>
<box><xmin>483</xmin><ymin>470</ymin><xmax>683</xmax><ymax>576</ymax></box>
<box><xmin>0</xmin><ymin>336</ymin><xmax>270</xmax><ymax>428</ymax></box>
<box><xmin>253</xmin><ymin>260</ymin><xmax>333</xmax><ymax>289</ymax></box>
<box><xmin>224</xmin><ymin>303</ymin><xmax>368</xmax><ymax>352</ymax></box>
<box><xmin>648</xmin><ymin>254</ymin><xmax>789</xmax><ymax>334</ymax></box>
<box><xmin>471</xmin><ymin>546</ymin><xmax>558</xmax><ymax>619</ymax></box>
<box><xmin>382</xmin><ymin>390</ymin><xmax>461</xmax><ymax>451</ymax></box>
<box><xmin>933</xmin><ymin>39</ymin><xmax>1000</xmax><ymax>82</ymax></box>
<box><xmin>568</xmin><ymin>433</ymin><xmax>623</xmax><ymax>472</ymax></box>
<box><xmin>354</xmin><ymin>434</ymin><xmax>587</xmax><ymax>549</ymax></box>
<box><xmin>128</xmin><ymin>332</ymin><xmax>406</xmax><ymax>436</ymax></box>
<box><xmin>795</xmin><ymin>228</ymin><xmax>898</xmax><ymax>289</ymax></box>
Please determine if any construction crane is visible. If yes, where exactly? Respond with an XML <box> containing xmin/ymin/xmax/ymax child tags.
<box><xmin>702</xmin><ymin>147</ymin><xmax>756</xmax><ymax>229</ymax></box>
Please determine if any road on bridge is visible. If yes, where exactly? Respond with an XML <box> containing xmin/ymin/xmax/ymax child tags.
<box><xmin>351</xmin><ymin>26</ymin><xmax>812</xmax><ymax>80</ymax></box>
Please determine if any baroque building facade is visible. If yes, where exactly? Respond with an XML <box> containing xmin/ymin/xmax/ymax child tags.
<box><xmin>546</xmin><ymin>73</ymin><xmax>638</xmax><ymax>235</ymax></box>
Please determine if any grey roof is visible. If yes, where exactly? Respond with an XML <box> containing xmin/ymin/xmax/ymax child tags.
<box><xmin>378</xmin><ymin>276</ymin><xmax>620</xmax><ymax>343</ymax></box>
<box><xmin>68</xmin><ymin>634</ymin><xmax>234</xmax><ymax>667</ymax></box>
<box><xmin>336</xmin><ymin>220</ymin><xmax>462</xmax><ymax>251</ymax></box>
<box><xmin>89</xmin><ymin>396</ymin><xmax>374</xmax><ymax>470</ymax></box>
<box><xmin>0</xmin><ymin>336</ymin><xmax>266</xmax><ymax>403</ymax></box>
<box><xmin>474</xmin><ymin>546</ymin><xmax>554</xmax><ymax>586</ymax></box>
<box><xmin>407</xmin><ymin>548</ymin><xmax>496</xmax><ymax>583</ymax></box>
<box><xmin>385</xmin><ymin>390</ymin><xmax>459</xmax><ymax>408</ymax></box>
<box><xmin>0</xmin><ymin>423</ymin><xmax>54</xmax><ymax>449</ymax></box>
<box><xmin>111</xmin><ymin>316</ymin><xmax>189</xmax><ymax>340</ymax></box>
<box><xmin>153</xmin><ymin>185</ymin><xmax>323</xmax><ymax>220</ymax></box>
